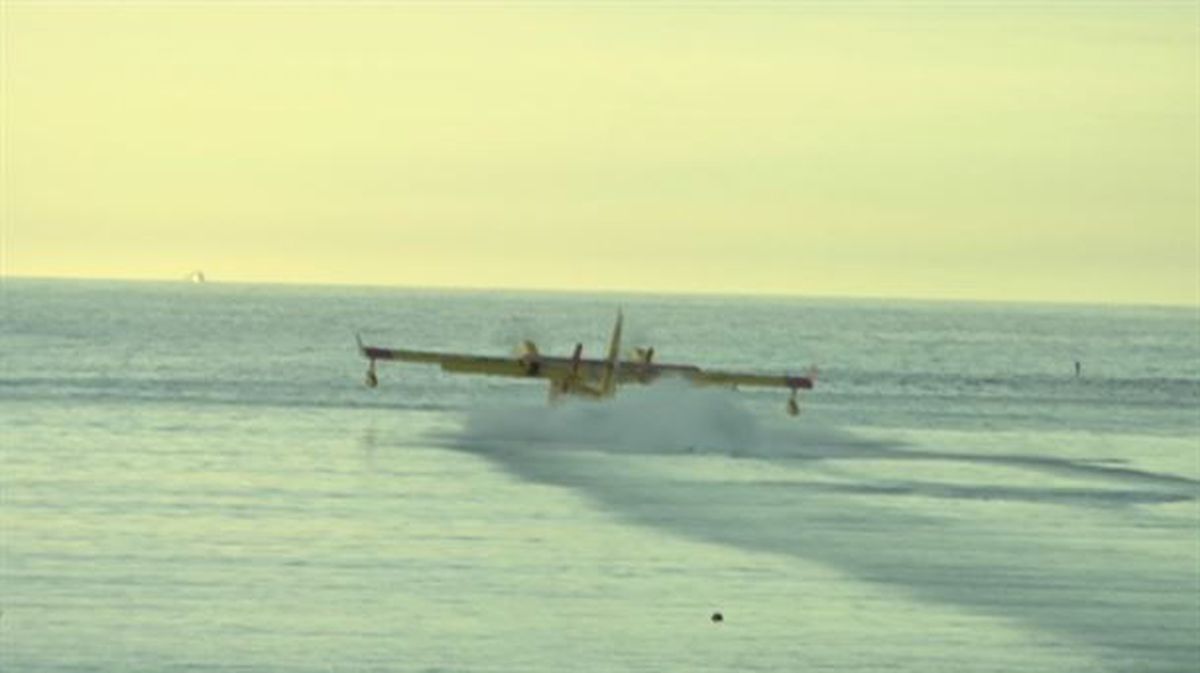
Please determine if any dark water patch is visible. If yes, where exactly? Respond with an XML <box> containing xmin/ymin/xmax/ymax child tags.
<box><xmin>887</xmin><ymin>449</ymin><xmax>1200</xmax><ymax>489</ymax></box>
<box><xmin>752</xmin><ymin>480</ymin><xmax>1194</xmax><ymax>506</ymax></box>
<box><xmin>447</xmin><ymin>392</ymin><xmax>1199</xmax><ymax>671</ymax></box>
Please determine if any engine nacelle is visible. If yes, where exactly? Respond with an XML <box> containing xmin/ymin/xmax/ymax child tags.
<box><xmin>518</xmin><ymin>340</ymin><xmax>541</xmax><ymax>375</ymax></box>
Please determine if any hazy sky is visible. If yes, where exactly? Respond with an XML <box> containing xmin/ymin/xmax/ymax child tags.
<box><xmin>2</xmin><ymin>1</ymin><xmax>1196</xmax><ymax>304</ymax></box>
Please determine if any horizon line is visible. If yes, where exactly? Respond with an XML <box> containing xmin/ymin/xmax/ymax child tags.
<box><xmin>4</xmin><ymin>272</ymin><xmax>1197</xmax><ymax>310</ymax></box>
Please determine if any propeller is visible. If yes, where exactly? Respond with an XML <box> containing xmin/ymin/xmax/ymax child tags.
<box><xmin>632</xmin><ymin>346</ymin><xmax>655</xmax><ymax>364</ymax></box>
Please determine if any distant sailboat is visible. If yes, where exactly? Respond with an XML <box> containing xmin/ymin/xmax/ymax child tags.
<box><xmin>186</xmin><ymin>270</ymin><xmax>206</xmax><ymax>283</ymax></box>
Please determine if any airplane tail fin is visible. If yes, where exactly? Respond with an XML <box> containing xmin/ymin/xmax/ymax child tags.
<box><xmin>600</xmin><ymin>309</ymin><xmax>623</xmax><ymax>396</ymax></box>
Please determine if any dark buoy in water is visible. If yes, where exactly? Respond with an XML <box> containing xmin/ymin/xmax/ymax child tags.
<box><xmin>711</xmin><ymin>611</ymin><xmax>723</xmax><ymax>623</ymax></box>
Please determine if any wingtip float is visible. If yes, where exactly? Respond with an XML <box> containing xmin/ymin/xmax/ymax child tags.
<box><xmin>357</xmin><ymin>312</ymin><xmax>816</xmax><ymax>416</ymax></box>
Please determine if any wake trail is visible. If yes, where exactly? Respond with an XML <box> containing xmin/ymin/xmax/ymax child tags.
<box><xmin>432</xmin><ymin>385</ymin><xmax>1198</xmax><ymax>670</ymax></box>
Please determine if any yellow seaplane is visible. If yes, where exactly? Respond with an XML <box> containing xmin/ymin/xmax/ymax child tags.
<box><xmin>357</xmin><ymin>311</ymin><xmax>816</xmax><ymax>415</ymax></box>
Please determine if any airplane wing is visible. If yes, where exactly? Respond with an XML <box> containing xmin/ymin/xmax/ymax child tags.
<box><xmin>360</xmin><ymin>343</ymin><xmax>572</xmax><ymax>379</ymax></box>
<box><xmin>359</xmin><ymin>342</ymin><xmax>813</xmax><ymax>390</ymax></box>
<box><xmin>612</xmin><ymin>362</ymin><xmax>813</xmax><ymax>390</ymax></box>
<box><xmin>684</xmin><ymin>369</ymin><xmax>815</xmax><ymax>391</ymax></box>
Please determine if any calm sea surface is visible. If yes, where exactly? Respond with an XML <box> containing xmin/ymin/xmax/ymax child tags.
<box><xmin>2</xmin><ymin>279</ymin><xmax>1198</xmax><ymax>672</ymax></box>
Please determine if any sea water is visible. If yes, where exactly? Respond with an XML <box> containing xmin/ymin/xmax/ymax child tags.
<box><xmin>2</xmin><ymin>279</ymin><xmax>1197</xmax><ymax>672</ymax></box>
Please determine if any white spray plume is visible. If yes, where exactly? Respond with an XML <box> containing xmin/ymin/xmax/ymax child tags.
<box><xmin>456</xmin><ymin>379</ymin><xmax>886</xmax><ymax>460</ymax></box>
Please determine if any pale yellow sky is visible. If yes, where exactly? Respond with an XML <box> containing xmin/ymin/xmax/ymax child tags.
<box><xmin>2</xmin><ymin>1</ymin><xmax>1197</xmax><ymax>304</ymax></box>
